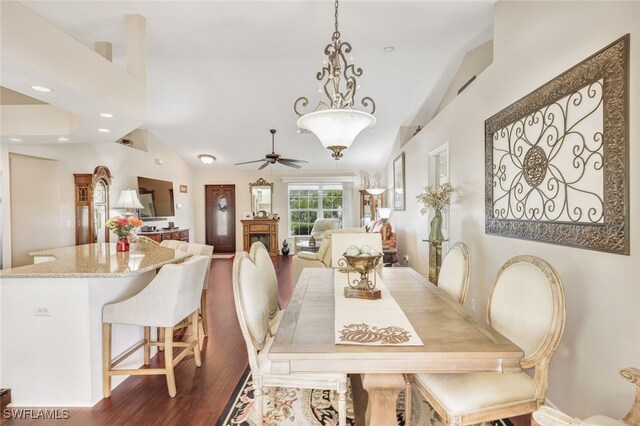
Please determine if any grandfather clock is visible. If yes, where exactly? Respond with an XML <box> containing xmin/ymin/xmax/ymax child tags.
<box><xmin>73</xmin><ymin>166</ymin><xmax>112</xmax><ymax>245</ymax></box>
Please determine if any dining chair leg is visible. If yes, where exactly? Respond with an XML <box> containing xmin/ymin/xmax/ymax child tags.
<box><xmin>200</xmin><ymin>290</ymin><xmax>208</xmax><ymax>336</ymax></box>
<box><xmin>404</xmin><ymin>373</ymin><xmax>412</xmax><ymax>426</ymax></box>
<box><xmin>102</xmin><ymin>323</ymin><xmax>112</xmax><ymax>398</ymax></box>
<box><xmin>191</xmin><ymin>311</ymin><xmax>202</xmax><ymax>367</ymax></box>
<box><xmin>254</xmin><ymin>380</ymin><xmax>264</xmax><ymax>426</ymax></box>
<box><xmin>143</xmin><ymin>326</ymin><xmax>150</xmax><ymax>365</ymax></box>
<box><xmin>338</xmin><ymin>388</ymin><xmax>347</xmax><ymax>426</ymax></box>
<box><xmin>164</xmin><ymin>326</ymin><xmax>177</xmax><ymax>397</ymax></box>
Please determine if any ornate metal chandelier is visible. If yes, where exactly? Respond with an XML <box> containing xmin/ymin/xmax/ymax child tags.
<box><xmin>294</xmin><ymin>0</ymin><xmax>376</xmax><ymax>160</ymax></box>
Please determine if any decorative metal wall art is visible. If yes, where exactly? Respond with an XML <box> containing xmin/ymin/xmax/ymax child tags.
<box><xmin>485</xmin><ymin>34</ymin><xmax>629</xmax><ymax>254</ymax></box>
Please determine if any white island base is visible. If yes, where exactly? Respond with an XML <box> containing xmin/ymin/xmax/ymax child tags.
<box><xmin>0</xmin><ymin>243</ymin><xmax>191</xmax><ymax>407</ymax></box>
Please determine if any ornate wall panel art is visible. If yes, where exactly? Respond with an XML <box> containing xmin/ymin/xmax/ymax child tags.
<box><xmin>485</xmin><ymin>34</ymin><xmax>629</xmax><ymax>254</ymax></box>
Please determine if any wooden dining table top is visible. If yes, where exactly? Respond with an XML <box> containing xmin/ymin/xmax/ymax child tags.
<box><xmin>268</xmin><ymin>267</ymin><xmax>524</xmax><ymax>375</ymax></box>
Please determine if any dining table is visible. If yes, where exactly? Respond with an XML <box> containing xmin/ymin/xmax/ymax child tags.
<box><xmin>268</xmin><ymin>266</ymin><xmax>524</xmax><ymax>425</ymax></box>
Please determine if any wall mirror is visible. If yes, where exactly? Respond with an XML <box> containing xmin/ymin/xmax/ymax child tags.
<box><xmin>249</xmin><ymin>178</ymin><xmax>273</xmax><ymax>216</ymax></box>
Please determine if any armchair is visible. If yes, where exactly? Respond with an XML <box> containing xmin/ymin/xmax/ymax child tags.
<box><xmin>291</xmin><ymin>227</ymin><xmax>364</xmax><ymax>284</ymax></box>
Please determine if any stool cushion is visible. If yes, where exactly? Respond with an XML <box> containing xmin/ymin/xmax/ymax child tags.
<box><xmin>581</xmin><ymin>416</ymin><xmax>626</xmax><ymax>426</ymax></box>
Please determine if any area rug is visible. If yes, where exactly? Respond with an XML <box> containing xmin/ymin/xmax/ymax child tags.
<box><xmin>215</xmin><ymin>367</ymin><xmax>513</xmax><ymax>425</ymax></box>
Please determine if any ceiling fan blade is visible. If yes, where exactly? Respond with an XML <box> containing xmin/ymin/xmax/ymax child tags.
<box><xmin>279</xmin><ymin>160</ymin><xmax>302</xmax><ymax>169</ymax></box>
<box><xmin>235</xmin><ymin>159</ymin><xmax>266</xmax><ymax>165</ymax></box>
<box><xmin>258</xmin><ymin>161</ymin><xmax>270</xmax><ymax>170</ymax></box>
<box><xmin>279</xmin><ymin>158</ymin><xmax>308</xmax><ymax>163</ymax></box>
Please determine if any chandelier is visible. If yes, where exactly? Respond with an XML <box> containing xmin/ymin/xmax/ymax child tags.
<box><xmin>294</xmin><ymin>0</ymin><xmax>376</xmax><ymax>160</ymax></box>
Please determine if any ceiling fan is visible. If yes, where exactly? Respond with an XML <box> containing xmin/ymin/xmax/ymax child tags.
<box><xmin>235</xmin><ymin>129</ymin><xmax>308</xmax><ymax>170</ymax></box>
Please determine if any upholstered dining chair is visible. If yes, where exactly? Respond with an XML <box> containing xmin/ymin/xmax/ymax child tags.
<box><xmin>533</xmin><ymin>367</ymin><xmax>640</xmax><ymax>426</ymax></box>
<box><xmin>408</xmin><ymin>255</ymin><xmax>566</xmax><ymax>425</ymax></box>
<box><xmin>437</xmin><ymin>242</ymin><xmax>471</xmax><ymax>304</ymax></box>
<box><xmin>173</xmin><ymin>242</ymin><xmax>214</xmax><ymax>346</ymax></box>
<box><xmin>291</xmin><ymin>227</ymin><xmax>365</xmax><ymax>284</ymax></box>
<box><xmin>249</xmin><ymin>242</ymin><xmax>282</xmax><ymax>336</ymax></box>
<box><xmin>330</xmin><ymin>232</ymin><xmax>384</xmax><ymax>266</ymax></box>
<box><xmin>159</xmin><ymin>239</ymin><xmax>183</xmax><ymax>249</ymax></box>
<box><xmin>102</xmin><ymin>255</ymin><xmax>210</xmax><ymax>397</ymax></box>
<box><xmin>233</xmin><ymin>252</ymin><xmax>347</xmax><ymax>426</ymax></box>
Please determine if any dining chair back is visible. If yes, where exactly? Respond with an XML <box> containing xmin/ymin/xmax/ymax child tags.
<box><xmin>437</xmin><ymin>242</ymin><xmax>471</xmax><ymax>304</ymax></box>
<box><xmin>249</xmin><ymin>242</ymin><xmax>280</xmax><ymax>320</ymax></box>
<box><xmin>331</xmin><ymin>232</ymin><xmax>383</xmax><ymax>266</ymax></box>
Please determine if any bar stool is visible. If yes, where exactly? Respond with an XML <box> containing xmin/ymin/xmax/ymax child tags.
<box><xmin>102</xmin><ymin>255</ymin><xmax>209</xmax><ymax>397</ymax></box>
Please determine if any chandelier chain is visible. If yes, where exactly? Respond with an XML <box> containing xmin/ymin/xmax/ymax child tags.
<box><xmin>333</xmin><ymin>0</ymin><xmax>340</xmax><ymax>40</ymax></box>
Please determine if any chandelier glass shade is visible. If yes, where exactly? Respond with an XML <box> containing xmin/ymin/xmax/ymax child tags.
<box><xmin>294</xmin><ymin>0</ymin><xmax>376</xmax><ymax>160</ymax></box>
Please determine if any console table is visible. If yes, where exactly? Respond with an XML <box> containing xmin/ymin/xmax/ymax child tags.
<box><xmin>241</xmin><ymin>219</ymin><xmax>278</xmax><ymax>256</ymax></box>
<box><xmin>138</xmin><ymin>228</ymin><xmax>189</xmax><ymax>243</ymax></box>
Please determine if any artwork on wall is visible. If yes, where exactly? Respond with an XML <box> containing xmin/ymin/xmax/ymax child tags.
<box><xmin>485</xmin><ymin>34</ymin><xmax>629</xmax><ymax>255</ymax></box>
<box><xmin>393</xmin><ymin>152</ymin><xmax>406</xmax><ymax>211</ymax></box>
<box><xmin>179</xmin><ymin>185</ymin><xmax>188</xmax><ymax>193</ymax></box>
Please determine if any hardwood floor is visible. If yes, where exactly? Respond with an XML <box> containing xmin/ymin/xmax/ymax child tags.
<box><xmin>3</xmin><ymin>255</ymin><xmax>530</xmax><ymax>425</ymax></box>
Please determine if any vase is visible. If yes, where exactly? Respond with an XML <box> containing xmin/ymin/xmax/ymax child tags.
<box><xmin>428</xmin><ymin>209</ymin><xmax>444</xmax><ymax>241</ymax></box>
<box><xmin>281</xmin><ymin>239</ymin><xmax>290</xmax><ymax>256</ymax></box>
<box><xmin>116</xmin><ymin>236</ymin><xmax>130</xmax><ymax>252</ymax></box>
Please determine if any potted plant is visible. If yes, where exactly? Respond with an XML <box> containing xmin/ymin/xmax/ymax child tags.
<box><xmin>416</xmin><ymin>183</ymin><xmax>453</xmax><ymax>241</ymax></box>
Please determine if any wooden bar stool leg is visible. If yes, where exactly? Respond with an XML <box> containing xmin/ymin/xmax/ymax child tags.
<box><xmin>191</xmin><ymin>311</ymin><xmax>202</xmax><ymax>367</ymax></box>
<box><xmin>164</xmin><ymin>326</ymin><xmax>176</xmax><ymax>397</ymax></box>
<box><xmin>158</xmin><ymin>327</ymin><xmax>165</xmax><ymax>351</ymax></box>
<box><xmin>200</xmin><ymin>290</ymin><xmax>208</xmax><ymax>336</ymax></box>
<box><xmin>143</xmin><ymin>326</ymin><xmax>150</xmax><ymax>365</ymax></box>
<box><xmin>102</xmin><ymin>323</ymin><xmax>112</xmax><ymax>398</ymax></box>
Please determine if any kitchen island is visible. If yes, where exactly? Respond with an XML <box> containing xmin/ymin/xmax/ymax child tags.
<box><xmin>0</xmin><ymin>243</ymin><xmax>191</xmax><ymax>407</ymax></box>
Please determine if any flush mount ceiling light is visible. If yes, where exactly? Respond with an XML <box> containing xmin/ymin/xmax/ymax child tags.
<box><xmin>9</xmin><ymin>138</ymin><xmax>22</xmax><ymax>142</ymax></box>
<box><xmin>199</xmin><ymin>154</ymin><xmax>216</xmax><ymax>165</ymax></box>
<box><xmin>294</xmin><ymin>0</ymin><xmax>376</xmax><ymax>160</ymax></box>
<box><xmin>31</xmin><ymin>85</ymin><xmax>52</xmax><ymax>93</ymax></box>
<box><xmin>57</xmin><ymin>137</ymin><xmax>69</xmax><ymax>142</ymax></box>
<box><xmin>97</xmin><ymin>128</ymin><xmax>110</xmax><ymax>133</ymax></box>
<box><xmin>99</xmin><ymin>112</ymin><xmax>114</xmax><ymax>118</ymax></box>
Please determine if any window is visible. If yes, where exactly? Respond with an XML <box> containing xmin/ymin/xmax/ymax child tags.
<box><xmin>288</xmin><ymin>184</ymin><xmax>343</xmax><ymax>235</ymax></box>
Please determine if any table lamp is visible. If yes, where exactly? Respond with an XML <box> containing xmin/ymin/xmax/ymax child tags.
<box><xmin>113</xmin><ymin>188</ymin><xmax>144</xmax><ymax>217</ymax></box>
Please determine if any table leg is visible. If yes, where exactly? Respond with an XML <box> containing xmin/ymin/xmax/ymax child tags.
<box><xmin>352</xmin><ymin>373</ymin><xmax>405</xmax><ymax>426</ymax></box>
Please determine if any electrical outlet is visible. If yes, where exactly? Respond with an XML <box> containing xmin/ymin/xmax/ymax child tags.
<box><xmin>34</xmin><ymin>306</ymin><xmax>52</xmax><ymax>316</ymax></box>
<box><xmin>471</xmin><ymin>299</ymin><xmax>476</xmax><ymax>312</ymax></box>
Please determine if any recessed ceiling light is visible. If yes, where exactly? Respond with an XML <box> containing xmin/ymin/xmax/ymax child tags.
<box><xmin>9</xmin><ymin>138</ymin><xmax>22</xmax><ymax>142</ymax></box>
<box><xmin>199</xmin><ymin>154</ymin><xmax>216</xmax><ymax>165</ymax></box>
<box><xmin>58</xmin><ymin>137</ymin><xmax>69</xmax><ymax>142</ymax></box>
<box><xmin>97</xmin><ymin>128</ymin><xmax>110</xmax><ymax>133</ymax></box>
<box><xmin>31</xmin><ymin>85</ymin><xmax>52</xmax><ymax>93</ymax></box>
<box><xmin>383</xmin><ymin>46</ymin><xmax>395</xmax><ymax>52</ymax></box>
<box><xmin>99</xmin><ymin>112</ymin><xmax>114</xmax><ymax>118</ymax></box>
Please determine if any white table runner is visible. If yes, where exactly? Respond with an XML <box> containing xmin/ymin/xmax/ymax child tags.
<box><xmin>334</xmin><ymin>270</ymin><xmax>424</xmax><ymax>346</ymax></box>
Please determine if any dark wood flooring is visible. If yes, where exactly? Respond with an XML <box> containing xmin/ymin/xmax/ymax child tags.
<box><xmin>3</xmin><ymin>255</ymin><xmax>529</xmax><ymax>425</ymax></box>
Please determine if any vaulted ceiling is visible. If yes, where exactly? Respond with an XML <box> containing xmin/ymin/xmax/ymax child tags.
<box><xmin>14</xmin><ymin>1</ymin><xmax>493</xmax><ymax>170</ymax></box>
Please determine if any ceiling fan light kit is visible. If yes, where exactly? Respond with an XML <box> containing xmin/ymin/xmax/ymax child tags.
<box><xmin>294</xmin><ymin>0</ymin><xmax>376</xmax><ymax>160</ymax></box>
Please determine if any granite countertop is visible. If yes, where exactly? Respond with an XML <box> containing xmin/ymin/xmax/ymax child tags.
<box><xmin>0</xmin><ymin>243</ymin><xmax>192</xmax><ymax>278</ymax></box>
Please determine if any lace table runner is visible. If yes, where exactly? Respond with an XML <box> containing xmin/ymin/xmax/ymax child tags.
<box><xmin>334</xmin><ymin>270</ymin><xmax>424</xmax><ymax>346</ymax></box>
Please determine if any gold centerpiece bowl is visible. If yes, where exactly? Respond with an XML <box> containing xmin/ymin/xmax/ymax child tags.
<box><xmin>339</xmin><ymin>253</ymin><xmax>383</xmax><ymax>300</ymax></box>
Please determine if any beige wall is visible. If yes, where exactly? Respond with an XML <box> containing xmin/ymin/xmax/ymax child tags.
<box><xmin>387</xmin><ymin>1</ymin><xmax>639</xmax><ymax>417</ymax></box>
<box><xmin>6</xmin><ymin>131</ymin><xmax>195</xmax><ymax>259</ymax></box>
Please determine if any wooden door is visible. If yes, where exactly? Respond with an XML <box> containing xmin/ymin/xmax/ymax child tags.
<box><xmin>205</xmin><ymin>185</ymin><xmax>236</xmax><ymax>253</ymax></box>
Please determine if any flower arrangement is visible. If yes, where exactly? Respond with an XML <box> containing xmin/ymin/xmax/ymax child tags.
<box><xmin>416</xmin><ymin>183</ymin><xmax>453</xmax><ymax>214</ymax></box>
<box><xmin>105</xmin><ymin>216</ymin><xmax>144</xmax><ymax>238</ymax></box>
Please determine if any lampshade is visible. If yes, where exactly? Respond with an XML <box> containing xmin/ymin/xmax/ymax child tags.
<box><xmin>297</xmin><ymin>109</ymin><xmax>376</xmax><ymax>150</ymax></box>
<box><xmin>366</xmin><ymin>188</ymin><xmax>385</xmax><ymax>196</ymax></box>
<box><xmin>378</xmin><ymin>208</ymin><xmax>391</xmax><ymax>220</ymax></box>
<box><xmin>113</xmin><ymin>189</ymin><xmax>144</xmax><ymax>209</ymax></box>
